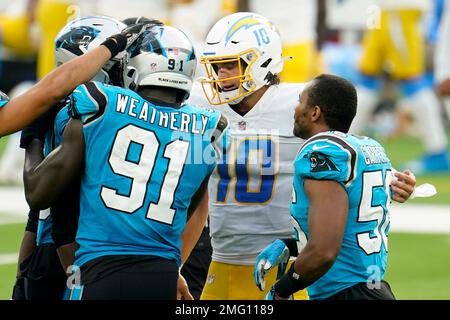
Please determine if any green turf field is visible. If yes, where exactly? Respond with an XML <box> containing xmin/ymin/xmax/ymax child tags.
<box><xmin>377</xmin><ymin>133</ymin><xmax>450</xmax><ymax>205</ymax></box>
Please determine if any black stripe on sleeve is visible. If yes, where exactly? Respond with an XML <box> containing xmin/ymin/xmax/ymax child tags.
<box><xmin>84</xmin><ymin>82</ymin><xmax>108</xmax><ymax>125</ymax></box>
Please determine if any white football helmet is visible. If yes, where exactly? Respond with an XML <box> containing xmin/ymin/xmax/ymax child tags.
<box><xmin>54</xmin><ymin>16</ymin><xmax>127</xmax><ymax>86</ymax></box>
<box><xmin>125</xmin><ymin>25</ymin><xmax>196</xmax><ymax>100</ymax></box>
<box><xmin>200</xmin><ymin>12</ymin><xmax>283</xmax><ymax>105</ymax></box>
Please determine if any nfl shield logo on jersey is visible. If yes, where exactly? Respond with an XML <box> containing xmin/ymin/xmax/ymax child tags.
<box><xmin>238</xmin><ymin>120</ymin><xmax>247</xmax><ymax>130</ymax></box>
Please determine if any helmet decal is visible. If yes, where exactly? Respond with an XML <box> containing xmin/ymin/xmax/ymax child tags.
<box><xmin>55</xmin><ymin>26</ymin><xmax>100</xmax><ymax>56</ymax></box>
<box><xmin>225</xmin><ymin>15</ymin><xmax>263</xmax><ymax>45</ymax></box>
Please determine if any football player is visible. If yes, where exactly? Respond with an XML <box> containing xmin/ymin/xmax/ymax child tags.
<box><xmin>13</xmin><ymin>16</ymin><xmax>133</xmax><ymax>300</ymax></box>
<box><xmin>435</xmin><ymin>0</ymin><xmax>450</xmax><ymax>116</ymax></box>
<box><xmin>185</xmin><ymin>12</ymin><xmax>416</xmax><ymax>300</ymax></box>
<box><xmin>255</xmin><ymin>74</ymin><xmax>395</xmax><ymax>300</ymax></box>
<box><xmin>352</xmin><ymin>0</ymin><xmax>449</xmax><ymax>174</ymax></box>
<box><xmin>23</xmin><ymin>25</ymin><xmax>228</xmax><ymax>300</ymax></box>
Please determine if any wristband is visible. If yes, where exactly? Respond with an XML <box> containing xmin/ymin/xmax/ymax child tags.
<box><xmin>25</xmin><ymin>210</ymin><xmax>39</xmax><ymax>233</ymax></box>
<box><xmin>274</xmin><ymin>263</ymin><xmax>309</xmax><ymax>298</ymax></box>
<box><xmin>101</xmin><ymin>34</ymin><xmax>127</xmax><ymax>57</ymax></box>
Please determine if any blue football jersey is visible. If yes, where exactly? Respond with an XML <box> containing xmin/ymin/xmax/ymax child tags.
<box><xmin>69</xmin><ymin>81</ymin><xmax>224</xmax><ymax>268</ymax></box>
<box><xmin>291</xmin><ymin>131</ymin><xmax>392</xmax><ymax>300</ymax></box>
<box><xmin>36</xmin><ymin>106</ymin><xmax>70</xmax><ymax>245</ymax></box>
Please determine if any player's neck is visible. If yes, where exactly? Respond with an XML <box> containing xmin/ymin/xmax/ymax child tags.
<box><xmin>138</xmin><ymin>87</ymin><xmax>183</xmax><ymax>108</ymax></box>
<box><xmin>309</xmin><ymin>124</ymin><xmax>331</xmax><ymax>138</ymax></box>
<box><xmin>232</xmin><ymin>85</ymin><xmax>270</xmax><ymax>115</ymax></box>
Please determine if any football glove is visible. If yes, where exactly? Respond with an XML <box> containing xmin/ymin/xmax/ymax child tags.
<box><xmin>265</xmin><ymin>285</ymin><xmax>293</xmax><ymax>300</ymax></box>
<box><xmin>101</xmin><ymin>22</ymin><xmax>153</xmax><ymax>57</ymax></box>
<box><xmin>11</xmin><ymin>277</ymin><xmax>26</xmax><ymax>300</ymax></box>
<box><xmin>254</xmin><ymin>239</ymin><xmax>290</xmax><ymax>291</ymax></box>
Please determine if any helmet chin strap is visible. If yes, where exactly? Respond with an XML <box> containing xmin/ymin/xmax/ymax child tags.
<box><xmin>221</xmin><ymin>87</ymin><xmax>247</xmax><ymax>105</ymax></box>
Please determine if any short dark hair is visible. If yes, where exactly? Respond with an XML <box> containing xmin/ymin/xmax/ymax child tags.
<box><xmin>307</xmin><ymin>74</ymin><xmax>357</xmax><ymax>133</ymax></box>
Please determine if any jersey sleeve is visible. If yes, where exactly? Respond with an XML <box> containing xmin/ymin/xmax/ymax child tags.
<box><xmin>0</xmin><ymin>90</ymin><xmax>9</xmax><ymax>108</ymax></box>
<box><xmin>68</xmin><ymin>81</ymin><xmax>109</xmax><ymax>125</ymax></box>
<box><xmin>295</xmin><ymin>137</ymin><xmax>357</xmax><ymax>185</ymax></box>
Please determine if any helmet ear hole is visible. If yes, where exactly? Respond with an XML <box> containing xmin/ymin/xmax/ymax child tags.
<box><xmin>127</xmin><ymin>69</ymin><xmax>137</xmax><ymax>91</ymax></box>
<box><xmin>124</xmin><ymin>66</ymin><xmax>139</xmax><ymax>91</ymax></box>
<box><xmin>260</xmin><ymin>58</ymin><xmax>272</xmax><ymax>68</ymax></box>
<box><xmin>127</xmin><ymin>68</ymin><xmax>136</xmax><ymax>78</ymax></box>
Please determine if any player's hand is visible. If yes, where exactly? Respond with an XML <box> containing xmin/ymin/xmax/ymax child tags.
<box><xmin>254</xmin><ymin>239</ymin><xmax>290</xmax><ymax>291</ymax></box>
<box><xmin>121</xmin><ymin>23</ymin><xmax>151</xmax><ymax>50</ymax></box>
<box><xmin>11</xmin><ymin>277</ymin><xmax>26</xmax><ymax>300</ymax></box>
<box><xmin>265</xmin><ymin>285</ymin><xmax>292</xmax><ymax>300</ymax></box>
<box><xmin>102</xmin><ymin>23</ymin><xmax>152</xmax><ymax>58</ymax></box>
<box><xmin>177</xmin><ymin>273</ymin><xmax>194</xmax><ymax>300</ymax></box>
<box><xmin>437</xmin><ymin>78</ymin><xmax>450</xmax><ymax>96</ymax></box>
<box><xmin>391</xmin><ymin>169</ymin><xmax>416</xmax><ymax>203</ymax></box>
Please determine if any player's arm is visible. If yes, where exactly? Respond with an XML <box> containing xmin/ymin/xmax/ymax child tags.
<box><xmin>12</xmin><ymin>209</ymin><xmax>38</xmax><ymax>300</ymax></box>
<box><xmin>177</xmin><ymin>175</ymin><xmax>210</xmax><ymax>301</ymax></box>
<box><xmin>181</xmin><ymin>176</ymin><xmax>210</xmax><ymax>264</ymax></box>
<box><xmin>180</xmin><ymin>112</ymin><xmax>227</xmax><ymax>264</ymax></box>
<box><xmin>0</xmin><ymin>47</ymin><xmax>111</xmax><ymax>137</ymax></box>
<box><xmin>24</xmin><ymin>119</ymin><xmax>85</xmax><ymax>210</ymax></box>
<box><xmin>0</xmin><ymin>23</ymin><xmax>148</xmax><ymax>137</ymax></box>
<box><xmin>272</xmin><ymin>178</ymin><xmax>348</xmax><ymax>299</ymax></box>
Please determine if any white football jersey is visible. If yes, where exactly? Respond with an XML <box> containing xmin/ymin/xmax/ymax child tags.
<box><xmin>187</xmin><ymin>82</ymin><xmax>306</xmax><ymax>265</ymax></box>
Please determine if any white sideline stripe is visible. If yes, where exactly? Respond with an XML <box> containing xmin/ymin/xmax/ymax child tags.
<box><xmin>389</xmin><ymin>204</ymin><xmax>450</xmax><ymax>234</ymax></box>
<box><xmin>0</xmin><ymin>253</ymin><xmax>18</xmax><ymax>266</ymax></box>
<box><xmin>0</xmin><ymin>187</ymin><xmax>29</xmax><ymax>215</ymax></box>
<box><xmin>1</xmin><ymin>187</ymin><xmax>450</xmax><ymax>233</ymax></box>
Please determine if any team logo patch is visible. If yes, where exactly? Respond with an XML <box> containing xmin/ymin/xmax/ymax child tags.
<box><xmin>306</xmin><ymin>151</ymin><xmax>339</xmax><ymax>173</ymax></box>
<box><xmin>207</xmin><ymin>274</ymin><xmax>215</xmax><ymax>284</ymax></box>
<box><xmin>238</xmin><ymin>121</ymin><xmax>247</xmax><ymax>130</ymax></box>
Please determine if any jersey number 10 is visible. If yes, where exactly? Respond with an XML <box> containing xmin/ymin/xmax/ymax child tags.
<box><xmin>216</xmin><ymin>137</ymin><xmax>277</xmax><ymax>204</ymax></box>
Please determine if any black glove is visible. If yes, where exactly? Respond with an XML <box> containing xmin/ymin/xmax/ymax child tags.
<box><xmin>101</xmin><ymin>23</ymin><xmax>151</xmax><ymax>57</ymax></box>
<box><xmin>11</xmin><ymin>277</ymin><xmax>26</xmax><ymax>300</ymax></box>
<box><xmin>19</xmin><ymin>102</ymin><xmax>65</xmax><ymax>149</ymax></box>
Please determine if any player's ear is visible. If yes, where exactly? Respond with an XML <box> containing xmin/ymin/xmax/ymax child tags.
<box><xmin>310</xmin><ymin>105</ymin><xmax>322</xmax><ymax>122</ymax></box>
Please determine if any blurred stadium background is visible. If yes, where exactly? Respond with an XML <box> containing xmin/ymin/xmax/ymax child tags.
<box><xmin>0</xmin><ymin>0</ymin><xmax>449</xmax><ymax>300</ymax></box>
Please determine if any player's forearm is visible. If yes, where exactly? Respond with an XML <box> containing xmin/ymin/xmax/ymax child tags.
<box><xmin>24</xmin><ymin>120</ymin><xmax>85</xmax><ymax>209</ymax></box>
<box><xmin>38</xmin><ymin>45</ymin><xmax>112</xmax><ymax>102</ymax></box>
<box><xmin>292</xmin><ymin>243</ymin><xmax>337</xmax><ymax>285</ymax></box>
<box><xmin>181</xmin><ymin>192</ymin><xmax>209</xmax><ymax>264</ymax></box>
<box><xmin>0</xmin><ymin>46</ymin><xmax>112</xmax><ymax>137</ymax></box>
<box><xmin>16</xmin><ymin>231</ymin><xmax>36</xmax><ymax>277</ymax></box>
<box><xmin>23</xmin><ymin>139</ymin><xmax>60</xmax><ymax>210</ymax></box>
<box><xmin>275</xmin><ymin>179</ymin><xmax>348</xmax><ymax>296</ymax></box>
